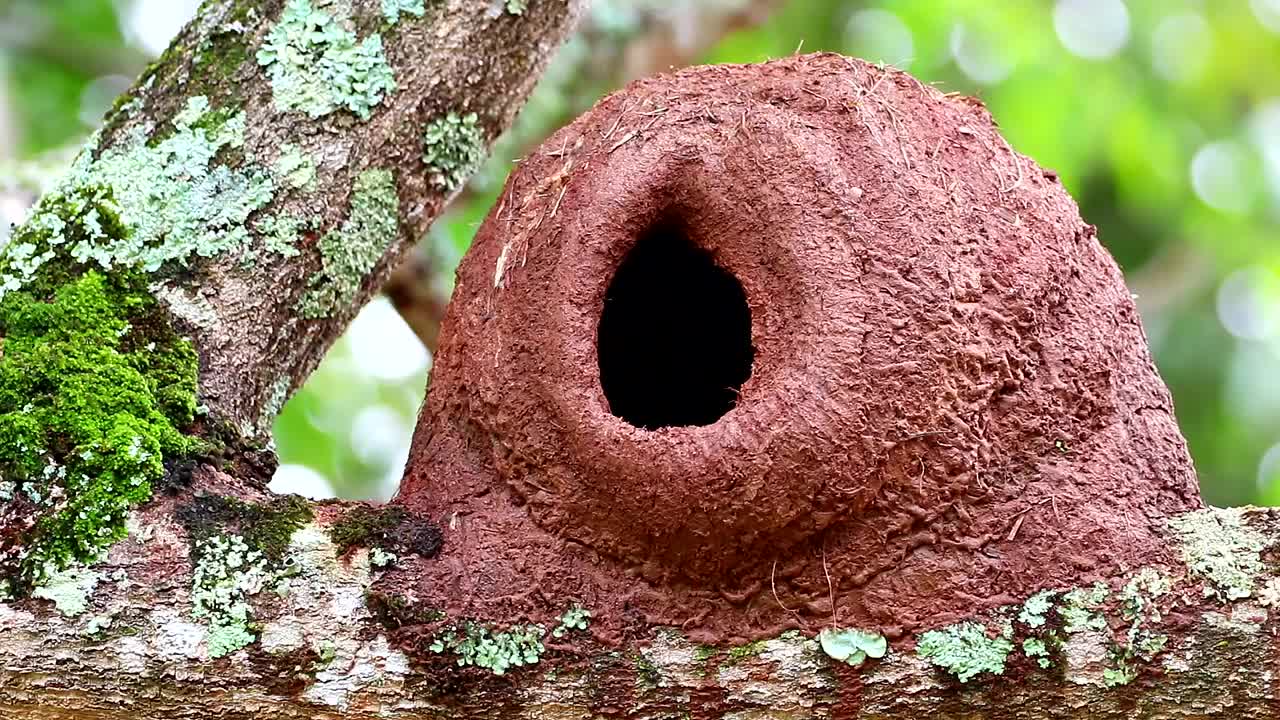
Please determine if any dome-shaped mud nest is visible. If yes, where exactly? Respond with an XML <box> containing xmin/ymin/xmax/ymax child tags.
<box><xmin>395</xmin><ymin>53</ymin><xmax>1200</xmax><ymax>643</ymax></box>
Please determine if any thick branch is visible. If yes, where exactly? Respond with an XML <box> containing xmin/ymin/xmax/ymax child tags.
<box><xmin>91</xmin><ymin>0</ymin><xmax>586</xmax><ymax>435</ymax></box>
<box><xmin>1</xmin><ymin>505</ymin><xmax>1278</xmax><ymax>718</ymax></box>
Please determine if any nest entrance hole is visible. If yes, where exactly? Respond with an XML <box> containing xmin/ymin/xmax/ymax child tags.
<box><xmin>597</xmin><ymin>222</ymin><xmax>754</xmax><ymax>430</ymax></box>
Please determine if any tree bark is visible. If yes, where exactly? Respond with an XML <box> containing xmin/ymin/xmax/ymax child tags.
<box><xmin>0</xmin><ymin>4</ymin><xmax>1270</xmax><ymax>720</ymax></box>
<box><xmin>2</xmin><ymin>506</ymin><xmax>1278</xmax><ymax>718</ymax></box>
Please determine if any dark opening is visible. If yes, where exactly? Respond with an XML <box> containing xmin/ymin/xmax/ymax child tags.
<box><xmin>597</xmin><ymin>222</ymin><xmax>754</xmax><ymax>430</ymax></box>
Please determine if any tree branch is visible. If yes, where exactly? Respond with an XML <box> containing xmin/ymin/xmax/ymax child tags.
<box><xmin>2</xmin><ymin>505</ymin><xmax>1277</xmax><ymax>718</ymax></box>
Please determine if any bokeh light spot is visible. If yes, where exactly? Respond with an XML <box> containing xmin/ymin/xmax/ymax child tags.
<box><xmin>350</xmin><ymin>404</ymin><xmax>411</xmax><ymax>467</ymax></box>
<box><xmin>950</xmin><ymin>23</ymin><xmax>1014</xmax><ymax>85</ymax></box>
<box><xmin>269</xmin><ymin>464</ymin><xmax>335</xmax><ymax>500</ymax></box>
<box><xmin>1254</xmin><ymin>0</ymin><xmax>1280</xmax><ymax>33</ymax></box>
<box><xmin>348</xmin><ymin>297</ymin><xmax>431</xmax><ymax>381</ymax></box>
<box><xmin>1191</xmin><ymin>141</ymin><xmax>1253</xmax><ymax>214</ymax></box>
<box><xmin>1054</xmin><ymin>0</ymin><xmax>1131</xmax><ymax>59</ymax></box>
<box><xmin>1216</xmin><ymin>266</ymin><xmax>1280</xmax><ymax>341</ymax></box>
<box><xmin>122</xmin><ymin>0</ymin><xmax>204</xmax><ymax>57</ymax></box>
<box><xmin>1151</xmin><ymin>13</ymin><xmax>1211</xmax><ymax>83</ymax></box>
<box><xmin>1260</xmin><ymin>443</ymin><xmax>1280</xmax><ymax>493</ymax></box>
<box><xmin>842</xmin><ymin>9</ymin><xmax>914</xmax><ymax>69</ymax></box>
<box><xmin>1251</xmin><ymin>100</ymin><xmax>1280</xmax><ymax>209</ymax></box>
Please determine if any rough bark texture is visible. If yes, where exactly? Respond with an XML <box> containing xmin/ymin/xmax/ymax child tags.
<box><xmin>2</xmin><ymin>504</ymin><xmax>1279</xmax><ymax>718</ymax></box>
<box><xmin>127</xmin><ymin>0</ymin><xmax>584</xmax><ymax>435</ymax></box>
<box><xmin>0</xmin><ymin>6</ymin><xmax>1263</xmax><ymax>718</ymax></box>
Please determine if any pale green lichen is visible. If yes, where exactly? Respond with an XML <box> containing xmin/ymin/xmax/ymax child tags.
<box><xmin>382</xmin><ymin>0</ymin><xmax>426</xmax><ymax>23</ymax></box>
<box><xmin>505</xmin><ymin>0</ymin><xmax>528</xmax><ymax>15</ymax></box>
<box><xmin>1121</xmin><ymin>568</ymin><xmax>1171</xmax><ymax>622</ymax></box>
<box><xmin>1168</xmin><ymin>508</ymin><xmax>1268</xmax><ymax>601</ymax></box>
<box><xmin>819</xmin><ymin>627</ymin><xmax>887</xmax><ymax>667</ymax></box>
<box><xmin>257</xmin><ymin>375</ymin><xmax>293</xmax><ymax>434</ymax></box>
<box><xmin>299</xmin><ymin>169</ymin><xmax>399</xmax><ymax>318</ymax></box>
<box><xmin>430</xmin><ymin>621</ymin><xmax>546</xmax><ymax>675</ymax></box>
<box><xmin>82</xmin><ymin>613</ymin><xmax>114</xmax><ymax>636</ymax></box>
<box><xmin>552</xmin><ymin>604</ymin><xmax>591</xmax><ymax>638</ymax></box>
<box><xmin>254</xmin><ymin>214</ymin><xmax>305</xmax><ymax>260</ymax></box>
<box><xmin>31</xmin><ymin>565</ymin><xmax>101</xmax><ymax>617</ymax></box>
<box><xmin>1022</xmin><ymin>637</ymin><xmax>1051</xmax><ymax>668</ymax></box>
<box><xmin>1105</xmin><ymin>627</ymin><xmax>1169</xmax><ymax>688</ymax></box>
<box><xmin>1105</xmin><ymin>568</ymin><xmax>1172</xmax><ymax>686</ymax></box>
<box><xmin>916</xmin><ymin>621</ymin><xmax>1014</xmax><ymax>683</ymax></box>
<box><xmin>190</xmin><ymin>533</ymin><xmax>271</xmax><ymax>658</ymax></box>
<box><xmin>1059</xmin><ymin>582</ymin><xmax>1110</xmax><ymax>634</ymax></box>
<box><xmin>369</xmin><ymin>547</ymin><xmax>397</xmax><ymax>568</ymax></box>
<box><xmin>421</xmin><ymin>112</ymin><xmax>487</xmax><ymax>192</ymax></box>
<box><xmin>257</xmin><ymin>0</ymin><xmax>397</xmax><ymax>119</ymax></box>
<box><xmin>316</xmin><ymin>639</ymin><xmax>338</xmax><ymax>667</ymax></box>
<box><xmin>1018</xmin><ymin>590</ymin><xmax>1056</xmax><ymax>629</ymax></box>
<box><xmin>274</xmin><ymin>144</ymin><xmax>316</xmax><ymax>191</ymax></box>
<box><xmin>2</xmin><ymin>97</ymin><xmax>272</xmax><ymax>294</ymax></box>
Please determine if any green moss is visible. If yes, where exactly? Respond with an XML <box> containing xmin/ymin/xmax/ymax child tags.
<box><xmin>634</xmin><ymin>652</ymin><xmax>660</xmax><ymax>689</ymax></box>
<box><xmin>0</xmin><ymin>271</ymin><xmax>199</xmax><ymax>587</ymax></box>
<box><xmin>692</xmin><ymin>645</ymin><xmax>718</xmax><ymax>664</ymax></box>
<box><xmin>1168</xmin><ymin>508</ymin><xmax>1268</xmax><ymax>601</ymax></box>
<box><xmin>818</xmin><ymin>627</ymin><xmax>887</xmax><ymax>668</ymax></box>
<box><xmin>328</xmin><ymin>503</ymin><xmax>442</xmax><ymax>558</ymax></box>
<box><xmin>178</xmin><ymin>494</ymin><xmax>312</xmax><ymax>658</ymax></box>
<box><xmin>421</xmin><ymin>112</ymin><xmax>487</xmax><ymax>192</ymax></box>
<box><xmin>916</xmin><ymin>621</ymin><xmax>1015</xmax><ymax>683</ymax></box>
<box><xmin>329</xmin><ymin>504</ymin><xmax>404</xmax><ymax>552</ymax></box>
<box><xmin>299</xmin><ymin>169</ymin><xmax>400</xmax><ymax>318</ymax></box>
<box><xmin>257</xmin><ymin>0</ymin><xmax>397</xmax><ymax>119</ymax></box>
<box><xmin>365</xmin><ymin>591</ymin><xmax>444</xmax><ymax>630</ymax></box>
<box><xmin>0</xmin><ymin>99</ymin><xmax>246</xmax><ymax>587</ymax></box>
<box><xmin>193</xmin><ymin>31</ymin><xmax>250</xmax><ymax>86</ymax></box>
<box><xmin>178</xmin><ymin>493</ymin><xmax>314</xmax><ymax>564</ymax></box>
<box><xmin>430</xmin><ymin>621</ymin><xmax>546</xmax><ymax>676</ymax></box>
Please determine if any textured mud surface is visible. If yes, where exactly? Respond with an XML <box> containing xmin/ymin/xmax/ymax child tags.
<box><xmin>394</xmin><ymin>53</ymin><xmax>1202</xmax><ymax>645</ymax></box>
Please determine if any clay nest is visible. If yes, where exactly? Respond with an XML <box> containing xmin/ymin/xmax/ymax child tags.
<box><xmin>393</xmin><ymin>53</ymin><xmax>1201</xmax><ymax>643</ymax></box>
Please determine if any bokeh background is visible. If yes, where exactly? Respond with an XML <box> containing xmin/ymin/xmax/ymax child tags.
<box><xmin>1</xmin><ymin>0</ymin><xmax>1278</xmax><ymax>506</ymax></box>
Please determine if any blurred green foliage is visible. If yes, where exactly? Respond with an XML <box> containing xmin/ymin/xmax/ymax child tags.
<box><xmin>1</xmin><ymin>0</ymin><xmax>1278</xmax><ymax>506</ymax></box>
